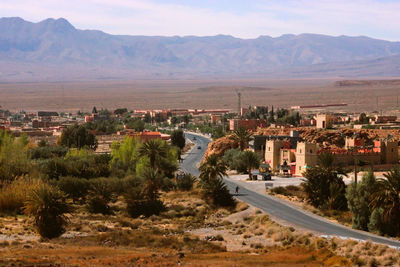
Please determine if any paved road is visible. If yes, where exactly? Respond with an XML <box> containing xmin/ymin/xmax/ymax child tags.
<box><xmin>181</xmin><ymin>132</ymin><xmax>400</xmax><ymax>248</ymax></box>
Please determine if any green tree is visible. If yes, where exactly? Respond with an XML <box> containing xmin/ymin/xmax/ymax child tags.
<box><xmin>110</xmin><ymin>136</ymin><xmax>140</xmax><ymax>174</ymax></box>
<box><xmin>126</xmin><ymin>119</ymin><xmax>145</xmax><ymax>132</ymax></box>
<box><xmin>124</xmin><ymin>169</ymin><xmax>165</xmax><ymax>218</ymax></box>
<box><xmin>240</xmin><ymin>150</ymin><xmax>260</xmax><ymax>179</ymax></box>
<box><xmin>138</xmin><ymin>139</ymin><xmax>168</xmax><ymax>169</ymax></box>
<box><xmin>269</xmin><ymin>106</ymin><xmax>275</xmax><ymax>123</ymax></box>
<box><xmin>222</xmin><ymin>149</ymin><xmax>247</xmax><ymax>173</ymax></box>
<box><xmin>171</xmin><ymin>129</ymin><xmax>186</xmax><ymax>150</ymax></box>
<box><xmin>370</xmin><ymin>168</ymin><xmax>400</xmax><ymax>236</ymax></box>
<box><xmin>346</xmin><ymin>171</ymin><xmax>376</xmax><ymax>230</ymax></box>
<box><xmin>229</xmin><ymin>127</ymin><xmax>253</xmax><ymax>151</ymax></box>
<box><xmin>199</xmin><ymin>154</ymin><xmax>235</xmax><ymax>207</ymax></box>
<box><xmin>0</xmin><ymin>130</ymin><xmax>30</xmax><ymax>182</ymax></box>
<box><xmin>358</xmin><ymin>113</ymin><xmax>369</xmax><ymax>124</ymax></box>
<box><xmin>114</xmin><ymin>108</ymin><xmax>128</xmax><ymax>115</ymax></box>
<box><xmin>59</xmin><ymin>124</ymin><xmax>98</xmax><ymax>150</ymax></box>
<box><xmin>199</xmin><ymin>154</ymin><xmax>227</xmax><ymax>183</ymax></box>
<box><xmin>92</xmin><ymin>106</ymin><xmax>97</xmax><ymax>114</ymax></box>
<box><xmin>303</xmin><ymin>152</ymin><xmax>347</xmax><ymax>210</ymax></box>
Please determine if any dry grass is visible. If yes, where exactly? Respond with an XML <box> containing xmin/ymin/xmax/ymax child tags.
<box><xmin>0</xmin><ymin>184</ymin><xmax>398</xmax><ymax>266</ymax></box>
<box><xmin>0</xmin><ymin>178</ymin><xmax>43</xmax><ymax>215</ymax></box>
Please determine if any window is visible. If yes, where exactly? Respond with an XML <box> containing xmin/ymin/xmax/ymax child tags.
<box><xmin>299</xmin><ymin>166</ymin><xmax>301</xmax><ymax>171</ymax></box>
<box><xmin>268</xmin><ymin>147</ymin><xmax>271</xmax><ymax>152</ymax></box>
<box><xmin>310</xmin><ymin>149</ymin><xmax>313</xmax><ymax>153</ymax></box>
<box><xmin>299</xmin><ymin>149</ymin><xmax>302</xmax><ymax>153</ymax></box>
<box><xmin>392</xmin><ymin>148</ymin><xmax>394</xmax><ymax>152</ymax></box>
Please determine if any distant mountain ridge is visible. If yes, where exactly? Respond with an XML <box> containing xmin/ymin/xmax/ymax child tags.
<box><xmin>1</xmin><ymin>17</ymin><xmax>400</xmax><ymax>81</ymax></box>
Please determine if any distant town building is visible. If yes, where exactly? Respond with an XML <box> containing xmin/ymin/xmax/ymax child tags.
<box><xmin>128</xmin><ymin>131</ymin><xmax>170</xmax><ymax>142</ymax></box>
<box><xmin>264</xmin><ymin>137</ymin><xmax>398</xmax><ymax>176</ymax></box>
<box><xmin>229</xmin><ymin>119</ymin><xmax>267</xmax><ymax>131</ymax></box>
<box><xmin>315</xmin><ymin>114</ymin><xmax>334</xmax><ymax>129</ymax></box>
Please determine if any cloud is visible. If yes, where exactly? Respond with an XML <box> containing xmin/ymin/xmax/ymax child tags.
<box><xmin>0</xmin><ymin>0</ymin><xmax>400</xmax><ymax>40</ymax></box>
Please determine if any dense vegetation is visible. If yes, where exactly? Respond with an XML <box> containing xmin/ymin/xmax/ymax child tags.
<box><xmin>0</xmin><ymin>128</ymin><xmax>234</xmax><ymax>239</ymax></box>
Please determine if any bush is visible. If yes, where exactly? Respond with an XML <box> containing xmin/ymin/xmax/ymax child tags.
<box><xmin>24</xmin><ymin>183</ymin><xmax>71</xmax><ymax>239</ymax></box>
<box><xmin>125</xmin><ymin>187</ymin><xmax>165</xmax><ymax>218</ymax></box>
<box><xmin>161</xmin><ymin>177</ymin><xmax>176</xmax><ymax>192</ymax></box>
<box><xmin>201</xmin><ymin>177</ymin><xmax>236</xmax><ymax>208</ymax></box>
<box><xmin>176</xmin><ymin>173</ymin><xmax>197</xmax><ymax>191</ymax></box>
<box><xmin>38</xmin><ymin>152</ymin><xmax>111</xmax><ymax>180</ymax></box>
<box><xmin>222</xmin><ymin>149</ymin><xmax>247</xmax><ymax>173</ymax></box>
<box><xmin>271</xmin><ymin>186</ymin><xmax>288</xmax><ymax>195</ymax></box>
<box><xmin>86</xmin><ymin>178</ymin><xmax>115</xmax><ymax>215</ymax></box>
<box><xmin>29</xmin><ymin>146</ymin><xmax>68</xmax><ymax>159</ymax></box>
<box><xmin>57</xmin><ymin>176</ymin><xmax>90</xmax><ymax>202</ymax></box>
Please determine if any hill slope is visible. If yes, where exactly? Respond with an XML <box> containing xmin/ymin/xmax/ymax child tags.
<box><xmin>1</xmin><ymin>17</ymin><xmax>400</xmax><ymax>81</ymax></box>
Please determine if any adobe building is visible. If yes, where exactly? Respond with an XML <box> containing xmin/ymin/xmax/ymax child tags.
<box><xmin>264</xmin><ymin>136</ymin><xmax>399</xmax><ymax>176</ymax></box>
<box><xmin>229</xmin><ymin>119</ymin><xmax>267</xmax><ymax>131</ymax></box>
<box><xmin>315</xmin><ymin>114</ymin><xmax>334</xmax><ymax>129</ymax></box>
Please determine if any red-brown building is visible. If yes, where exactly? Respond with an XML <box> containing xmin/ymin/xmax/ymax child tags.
<box><xmin>129</xmin><ymin>131</ymin><xmax>170</xmax><ymax>142</ymax></box>
<box><xmin>229</xmin><ymin>119</ymin><xmax>267</xmax><ymax>131</ymax></box>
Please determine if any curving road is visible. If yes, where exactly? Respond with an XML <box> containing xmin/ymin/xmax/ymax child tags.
<box><xmin>181</xmin><ymin>132</ymin><xmax>400</xmax><ymax>248</ymax></box>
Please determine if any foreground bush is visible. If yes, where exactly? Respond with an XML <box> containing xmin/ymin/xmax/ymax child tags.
<box><xmin>57</xmin><ymin>176</ymin><xmax>90</xmax><ymax>203</ymax></box>
<box><xmin>86</xmin><ymin>178</ymin><xmax>116</xmax><ymax>215</ymax></box>
<box><xmin>200</xmin><ymin>177</ymin><xmax>236</xmax><ymax>208</ymax></box>
<box><xmin>0</xmin><ymin>178</ymin><xmax>43</xmax><ymax>215</ymax></box>
<box><xmin>125</xmin><ymin>187</ymin><xmax>165</xmax><ymax>218</ymax></box>
<box><xmin>176</xmin><ymin>173</ymin><xmax>197</xmax><ymax>191</ymax></box>
<box><xmin>24</xmin><ymin>183</ymin><xmax>71</xmax><ymax>239</ymax></box>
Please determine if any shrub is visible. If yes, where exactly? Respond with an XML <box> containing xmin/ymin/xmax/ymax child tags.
<box><xmin>271</xmin><ymin>186</ymin><xmax>288</xmax><ymax>195</ymax></box>
<box><xmin>201</xmin><ymin>177</ymin><xmax>236</xmax><ymax>208</ymax></box>
<box><xmin>161</xmin><ymin>177</ymin><xmax>176</xmax><ymax>192</ymax></box>
<box><xmin>86</xmin><ymin>178</ymin><xmax>115</xmax><ymax>215</ymax></box>
<box><xmin>125</xmin><ymin>187</ymin><xmax>165</xmax><ymax>218</ymax></box>
<box><xmin>29</xmin><ymin>146</ymin><xmax>68</xmax><ymax>159</ymax></box>
<box><xmin>57</xmin><ymin>176</ymin><xmax>90</xmax><ymax>202</ymax></box>
<box><xmin>24</xmin><ymin>183</ymin><xmax>71</xmax><ymax>239</ymax></box>
<box><xmin>222</xmin><ymin>149</ymin><xmax>247</xmax><ymax>173</ymax></box>
<box><xmin>176</xmin><ymin>173</ymin><xmax>197</xmax><ymax>191</ymax></box>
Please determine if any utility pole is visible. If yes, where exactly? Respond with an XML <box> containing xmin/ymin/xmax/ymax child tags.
<box><xmin>237</xmin><ymin>91</ymin><xmax>242</xmax><ymax>118</ymax></box>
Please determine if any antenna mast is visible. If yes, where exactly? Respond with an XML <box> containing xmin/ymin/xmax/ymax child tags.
<box><xmin>236</xmin><ymin>90</ymin><xmax>241</xmax><ymax>118</ymax></box>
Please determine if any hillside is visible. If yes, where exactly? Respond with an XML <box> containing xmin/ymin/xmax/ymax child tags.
<box><xmin>1</xmin><ymin>17</ymin><xmax>400</xmax><ymax>81</ymax></box>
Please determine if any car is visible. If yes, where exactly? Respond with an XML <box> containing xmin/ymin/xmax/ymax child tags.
<box><xmin>197</xmin><ymin>146</ymin><xmax>201</xmax><ymax>149</ymax></box>
<box><xmin>261</xmin><ymin>173</ymin><xmax>272</xmax><ymax>181</ymax></box>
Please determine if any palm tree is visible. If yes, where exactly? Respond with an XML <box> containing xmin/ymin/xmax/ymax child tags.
<box><xmin>24</xmin><ymin>183</ymin><xmax>71</xmax><ymax>238</ymax></box>
<box><xmin>199</xmin><ymin>154</ymin><xmax>235</xmax><ymax>207</ymax></box>
<box><xmin>240</xmin><ymin>150</ymin><xmax>260</xmax><ymax>179</ymax></box>
<box><xmin>229</xmin><ymin>127</ymin><xmax>253</xmax><ymax>151</ymax></box>
<box><xmin>199</xmin><ymin>154</ymin><xmax>227</xmax><ymax>183</ymax></box>
<box><xmin>138</xmin><ymin>139</ymin><xmax>168</xmax><ymax>169</ymax></box>
<box><xmin>140</xmin><ymin>168</ymin><xmax>164</xmax><ymax>201</ymax></box>
<box><xmin>303</xmin><ymin>152</ymin><xmax>347</xmax><ymax>210</ymax></box>
<box><xmin>370</xmin><ymin>168</ymin><xmax>400</xmax><ymax>235</ymax></box>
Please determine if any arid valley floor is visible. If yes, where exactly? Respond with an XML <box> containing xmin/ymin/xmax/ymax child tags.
<box><xmin>2</xmin><ymin>78</ymin><xmax>400</xmax><ymax>113</ymax></box>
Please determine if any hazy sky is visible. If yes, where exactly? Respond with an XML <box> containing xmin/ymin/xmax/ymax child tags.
<box><xmin>1</xmin><ymin>0</ymin><xmax>400</xmax><ymax>40</ymax></box>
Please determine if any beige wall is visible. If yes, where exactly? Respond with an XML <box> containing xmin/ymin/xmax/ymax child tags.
<box><xmin>316</xmin><ymin>114</ymin><xmax>333</xmax><ymax>129</ymax></box>
<box><xmin>265</xmin><ymin>140</ymin><xmax>285</xmax><ymax>171</ymax></box>
<box><xmin>296</xmin><ymin>142</ymin><xmax>318</xmax><ymax>174</ymax></box>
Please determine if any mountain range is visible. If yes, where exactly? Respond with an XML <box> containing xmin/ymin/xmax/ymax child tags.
<box><xmin>1</xmin><ymin>17</ymin><xmax>400</xmax><ymax>81</ymax></box>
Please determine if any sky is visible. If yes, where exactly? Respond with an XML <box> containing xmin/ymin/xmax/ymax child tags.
<box><xmin>1</xmin><ymin>0</ymin><xmax>400</xmax><ymax>40</ymax></box>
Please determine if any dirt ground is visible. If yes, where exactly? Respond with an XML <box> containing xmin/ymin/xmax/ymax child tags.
<box><xmin>2</xmin><ymin>78</ymin><xmax>400</xmax><ymax>113</ymax></box>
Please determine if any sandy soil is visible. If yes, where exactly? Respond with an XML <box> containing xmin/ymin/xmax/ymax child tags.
<box><xmin>2</xmin><ymin>78</ymin><xmax>400</xmax><ymax>113</ymax></box>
